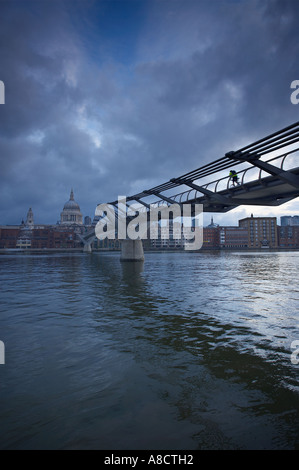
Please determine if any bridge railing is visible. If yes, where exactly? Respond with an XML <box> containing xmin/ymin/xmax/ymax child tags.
<box><xmin>233</xmin><ymin>148</ymin><xmax>299</xmax><ymax>189</ymax></box>
<box><xmin>149</xmin><ymin>147</ymin><xmax>299</xmax><ymax>206</ymax></box>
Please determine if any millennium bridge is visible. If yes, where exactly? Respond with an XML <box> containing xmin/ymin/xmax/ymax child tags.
<box><xmin>80</xmin><ymin>120</ymin><xmax>299</xmax><ymax>260</ymax></box>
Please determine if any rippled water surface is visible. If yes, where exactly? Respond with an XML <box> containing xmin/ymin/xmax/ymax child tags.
<box><xmin>0</xmin><ymin>251</ymin><xmax>298</xmax><ymax>449</ymax></box>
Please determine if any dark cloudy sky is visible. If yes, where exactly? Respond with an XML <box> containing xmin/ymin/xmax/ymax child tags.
<box><xmin>1</xmin><ymin>0</ymin><xmax>299</xmax><ymax>226</ymax></box>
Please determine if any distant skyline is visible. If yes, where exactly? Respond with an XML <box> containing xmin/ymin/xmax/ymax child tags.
<box><xmin>3</xmin><ymin>197</ymin><xmax>298</xmax><ymax>229</ymax></box>
<box><xmin>1</xmin><ymin>0</ymin><xmax>299</xmax><ymax>226</ymax></box>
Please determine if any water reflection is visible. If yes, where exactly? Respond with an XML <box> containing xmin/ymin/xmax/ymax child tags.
<box><xmin>86</xmin><ymin>252</ymin><xmax>299</xmax><ymax>449</ymax></box>
<box><xmin>0</xmin><ymin>252</ymin><xmax>298</xmax><ymax>449</ymax></box>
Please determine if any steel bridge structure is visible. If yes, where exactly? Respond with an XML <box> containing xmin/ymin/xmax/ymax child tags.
<box><xmin>81</xmin><ymin>120</ymin><xmax>299</xmax><ymax>255</ymax></box>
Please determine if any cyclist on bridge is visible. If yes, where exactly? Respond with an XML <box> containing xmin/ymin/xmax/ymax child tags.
<box><xmin>229</xmin><ymin>170</ymin><xmax>239</xmax><ymax>186</ymax></box>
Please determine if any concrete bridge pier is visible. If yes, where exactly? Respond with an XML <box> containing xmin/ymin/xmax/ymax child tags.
<box><xmin>120</xmin><ymin>239</ymin><xmax>144</xmax><ymax>262</ymax></box>
<box><xmin>83</xmin><ymin>241</ymin><xmax>93</xmax><ymax>253</ymax></box>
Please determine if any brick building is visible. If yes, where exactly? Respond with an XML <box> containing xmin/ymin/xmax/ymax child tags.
<box><xmin>0</xmin><ymin>225</ymin><xmax>77</xmax><ymax>249</ymax></box>
<box><xmin>202</xmin><ymin>227</ymin><xmax>220</xmax><ymax>248</ymax></box>
<box><xmin>239</xmin><ymin>215</ymin><xmax>278</xmax><ymax>249</ymax></box>
<box><xmin>219</xmin><ymin>226</ymin><xmax>248</xmax><ymax>249</ymax></box>
<box><xmin>278</xmin><ymin>225</ymin><xmax>299</xmax><ymax>248</ymax></box>
<box><xmin>0</xmin><ymin>227</ymin><xmax>21</xmax><ymax>249</ymax></box>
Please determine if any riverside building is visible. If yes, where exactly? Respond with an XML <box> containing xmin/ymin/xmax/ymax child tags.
<box><xmin>238</xmin><ymin>215</ymin><xmax>278</xmax><ymax>249</ymax></box>
<box><xmin>278</xmin><ymin>225</ymin><xmax>299</xmax><ymax>248</ymax></box>
<box><xmin>0</xmin><ymin>190</ymin><xmax>88</xmax><ymax>250</ymax></box>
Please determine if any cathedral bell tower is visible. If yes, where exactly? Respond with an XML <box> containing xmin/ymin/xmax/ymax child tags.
<box><xmin>26</xmin><ymin>207</ymin><xmax>34</xmax><ymax>227</ymax></box>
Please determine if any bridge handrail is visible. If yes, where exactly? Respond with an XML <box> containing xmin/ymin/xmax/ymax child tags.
<box><xmin>192</xmin><ymin>147</ymin><xmax>299</xmax><ymax>194</ymax></box>
<box><xmin>145</xmin><ymin>148</ymin><xmax>299</xmax><ymax>207</ymax></box>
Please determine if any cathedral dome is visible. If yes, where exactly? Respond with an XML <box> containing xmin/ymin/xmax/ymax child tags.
<box><xmin>63</xmin><ymin>199</ymin><xmax>80</xmax><ymax>211</ymax></box>
<box><xmin>60</xmin><ymin>189</ymin><xmax>83</xmax><ymax>225</ymax></box>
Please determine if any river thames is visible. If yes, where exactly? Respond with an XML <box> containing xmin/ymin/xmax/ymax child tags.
<box><xmin>0</xmin><ymin>251</ymin><xmax>298</xmax><ymax>450</ymax></box>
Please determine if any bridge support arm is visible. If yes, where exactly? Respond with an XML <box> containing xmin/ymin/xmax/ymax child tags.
<box><xmin>251</xmin><ymin>160</ymin><xmax>299</xmax><ymax>189</ymax></box>
<box><xmin>227</xmin><ymin>151</ymin><xmax>299</xmax><ymax>189</ymax></box>
<box><xmin>134</xmin><ymin>198</ymin><xmax>151</xmax><ymax>209</ymax></box>
<box><xmin>144</xmin><ymin>190</ymin><xmax>183</xmax><ymax>207</ymax></box>
<box><xmin>171</xmin><ymin>178</ymin><xmax>236</xmax><ymax>206</ymax></box>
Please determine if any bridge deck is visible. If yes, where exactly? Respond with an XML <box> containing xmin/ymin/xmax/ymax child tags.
<box><xmin>186</xmin><ymin>166</ymin><xmax>299</xmax><ymax>213</ymax></box>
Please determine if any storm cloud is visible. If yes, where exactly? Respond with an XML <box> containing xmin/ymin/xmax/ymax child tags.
<box><xmin>0</xmin><ymin>0</ymin><xmax>299</xmax><ymax>226</ymax></box>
